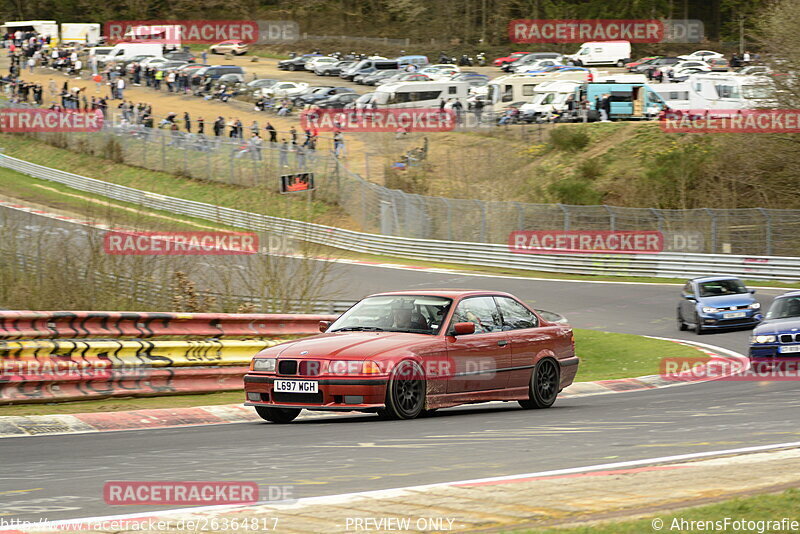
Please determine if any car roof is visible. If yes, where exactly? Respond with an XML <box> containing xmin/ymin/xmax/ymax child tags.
<box><xmin>775</xmin><ymin>291</ymin><xmax>800</xmax><ymax>299</ymax></box>
<box><xmin>690</xmin><ymin>276</ymin><xmax>742</xmax><ymax>283</ymax></box>
<box><xmin>367</xmin><ymin>289</ymin><xmax>516</xmax><ymax>299</ymax></box>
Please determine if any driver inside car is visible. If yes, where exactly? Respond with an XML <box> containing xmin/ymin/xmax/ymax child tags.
<box><xmin>383</xmin><ymin>300</ymin><xmax>429</xmax><ymax>331</ymax></box>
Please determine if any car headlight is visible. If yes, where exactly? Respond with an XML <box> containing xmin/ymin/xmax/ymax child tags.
<box><xmin>328</xmin><ymin>360</ymin><xmax>381</xmax><ymax>375</ymax></box>
<box><xmin>252</xmin><ymin>358</ymin><xmax>276</xmax><ymax>372</ymax></box>
<box><xmin>751</xmin><ymin>335</ymin><xmax>776</xmax><ymax>344</ymax></box>
<box><xmin>701</xmin><ymin>306</ymin><xmax>718</xmax><ymax>314</ymax></box>
<box><xmin>750</xmin><ymin>302</ymin><xmax>761</xmax><ymax>310</ymax></box>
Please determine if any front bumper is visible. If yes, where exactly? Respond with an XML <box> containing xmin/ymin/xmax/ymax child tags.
<box><xmin>244</xmin><ymin>374</ymin><xmax>388</xmax><ymax>410</ymax></box>
<box><xmin>698</xmin><ymin>311</ymin><xmax>762</xmax><ymax>329</ymax></box>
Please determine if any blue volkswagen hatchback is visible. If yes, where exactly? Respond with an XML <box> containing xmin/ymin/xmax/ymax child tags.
<box><xmin>750</xmin><ymin>291</ymin><xmax>800</xmax><ymax>360</ymax></box>
<box><xmin>677</xmin><ymin>276</ymin><xmax>762</xmax><ymax>334</ymax></box>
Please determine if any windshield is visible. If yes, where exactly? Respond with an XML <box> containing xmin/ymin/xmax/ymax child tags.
<box><xmin>698</xmin><ymin>279</ymin><xmax>748</xmax><ymax>297</ymax></box>
<box><xmin>329</xmin><ymin>295</ymin><xmax>453</xmax><ymax>335</ymax></box>
<box><xmin>767</xmin><ymin>296</ymin><xmax>800</xmax><ymax>319</ymax></box>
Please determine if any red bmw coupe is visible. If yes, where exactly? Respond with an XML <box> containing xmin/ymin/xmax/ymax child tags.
<box><xmin>245</xmin><ymin>290</ymin><xmax>579</xmax><ymax>423</ymax></box>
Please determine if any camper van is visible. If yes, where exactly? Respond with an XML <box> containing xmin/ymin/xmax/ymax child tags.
<box><xmin>2</xmin><ymin>20</ymin><xmax>58</xmax><ymax>41</ymax></box>
<box><xmin>60</xmin><ymin>23</ymin><xmax>101</xmax><ymax>45</ymax></box>
<box><xmin>578</xmin><ymin>82</ymin><xmax>666</xmax><ymax>120</ymax></box>
<box><xmin>652</xmin><ymin>82</ymin><xmax>692</xmax><ymax>111</ymax></box>
<box><xmin>372</xmin><ymin>80</ymin><xmax>471</xmax><ymax>108</ymax></box>
<box><xmin>487</xmin><ymin>70</ymin><xmax>597</xmax><ymax>111</ymax></box>
<box><xmin>684</xmin><ymin>73</ymin><xmax>775</xmax><ymax>110</ymax></box>
<box><xmin>519</xmin><ymin>81</ymin><xmax>583</xmax><ymax>120</ymax></box>
<box><xmin>100</xmin><ymin>43</ymin><xmax>164</xmax><ymax>64</ymax></box>
<box><xmin>569</xmin><ymin>41</ymin><xmax>631</xmax><ymax>67</ymax></box>
<box><xmin>341</xmin><ymin>59</ymin><xmax>400</xmax><ymax>81</ymax></box>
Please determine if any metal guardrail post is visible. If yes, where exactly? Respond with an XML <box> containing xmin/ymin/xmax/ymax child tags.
<box><xmin>705</xmin><ymin>208</ymin><xmax>717</xmax><ymax>253</ymax></box>
<box><xmin>559</xmin><ymin>204</ymin><xmax>570</xmax><ymax>231</ymax></box>
<box><xmin>605</xmin><ymin>205</ymin><xmax>616</xmax><ymax>231</ymax></box>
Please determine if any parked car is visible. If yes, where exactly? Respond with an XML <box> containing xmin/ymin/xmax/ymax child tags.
<box><xmin>163</xmin><ymin>50</ymin><xmax>196</xmax><ymax>63</ymax></box>
<box><xmin>493</xmin><ymin>52</ymin><xmax>530</xmax><ymax>67</ymax></box>
<box><xmin>362</xmin><ymin>69</ymin><xmax>400</xmax><ymax>85</ymax></box>
<box><xmin>505</xmin><ymin>52</ymin><xmax>564</xmax><ymax>72</ymax></box>
<box><xmin>305</xmin><ymin>56</ymin><xmax>339</xmax><ymax>71</ymax></box>
<box><xmin>245</xmin><ymin>78</ymin><xmax>280</xmax><ymax>94</ymax></box>
<box><xmin>295</xmin><ymin>87</ymin><xmax>355</xmax><ymax>106</ymax></box>
<box><xmin>155</xmin><ymin>60</ymin><xmax>189</xmax><ymax>71</ymax></box>
<box><xmin>244</xmin><ymin>290</ymin><xmax>579</xmax><ymax>422</ymax></box>
<box><xmin>375</xmin><ymin>72</ymin><xmax>432</xmax><ymax>86</ymax></box>
<box><xmin>315</xmin><ymin>60</ymin><xmax>353</xmax><ymax>76</ymax></box>
<box><xmin>259</xmin><ymin>81</ymin><xmax>310</xmax><ymax>98</ymax></box>
<box><xmin>749</xmin><ymin>291</ymin><xmax>800</xmax><ymax>361</ymax></box>
<box><xmin>315</xmin><ymin>92</ymin><xmax>360</xmax><ymax>109</ymax></box>
<box><xmin>209</xmin><ymin>40</ymin><xmax>248</xmax><ymax>55</ymax></box>
<box><xmin>677</xmin><ymin>276</ymin><xmax>762</xmax><ymax>334</ymax></box>
<box><xmin>707</xmin><ymin>58</ymin><xmax>731</xmax><ymax>71</ymax></box>
<box><xmin>625</xmin><ymin>56</ymin><xmax>660</xmax><ymax>70</ymax></box>
<box><xmin>635</xmin><ymin>57</ymin><xmax>680</xmax><ymax>76</ymax></box>
<box><xmin>278</xmin><ymin>54</ymin><xmax>322</xmax><ymax>71</ymax></box>
<box><xmin>189</xmin><ymin>65</ymin><xmax>245</xmax><ymax>85</ymax></box>
<box><xmin>678</xmin><ymin>50</ymin><xmax>724</xmax><ymax>61</ymax></box>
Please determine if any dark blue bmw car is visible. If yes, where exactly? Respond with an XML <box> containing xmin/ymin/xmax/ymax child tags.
<box><xmin>677</xmin><ymin>276</ymin><xmax>762</xmax><ymax>334</ymax></box>
<box><xmin>750</xmin><ymin>291</ymin><xmax>800</xmax><ymax>360</ymax></box>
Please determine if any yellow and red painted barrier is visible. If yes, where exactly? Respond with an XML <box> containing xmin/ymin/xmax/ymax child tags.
<box><xmin>0</xmin><ymin>311</ymin><xmax>338</xmax><ymax>340</ymax></box>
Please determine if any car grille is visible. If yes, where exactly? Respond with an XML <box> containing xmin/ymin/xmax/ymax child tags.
<box><xmin>277</xmin><ymin>359</ymin><xmax>321</xmax><ymax>376</ymax></box>
<box><xmin>273</xmin><ymin>392</ymin><xmax>323</xmax><ymax>404</ymax></box>
<box><xmin>718</xmin><ymin>305</ymin><xmax>750</xmax><ymax>311</ymax></box>
<box><xmin>717</xmin><ymin>318</ymin><xmax>755</xmax><ymax>326</ymax></box>
<box><xmin>779</xmin><ymin>333</ymin><xmax>800</xmax><ymax>343</ymax></box>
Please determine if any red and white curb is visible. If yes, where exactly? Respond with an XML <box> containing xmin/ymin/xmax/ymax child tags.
<box><xmin>0</xmin><ymin>337</ymin><xmax>747</xmax><ymax>439</ymax></box>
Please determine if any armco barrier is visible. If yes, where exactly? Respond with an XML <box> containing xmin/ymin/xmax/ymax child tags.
<box><xmin>0</xmin><ymin>366</ymin><xmax>248</xmax><ymax>403</ymax></box>
<box><xmin>0</xmin><ymin>311</ymin><xmax>338</xmax><ymax>340</ymax></box>
<box><xmin>1</xmin><ymin>154</ymin><xmax>800</xmax><ymax>280</ymax></box>
<box><xmin>0</xmin><ymin>339</ymin><xmax>278</xmax><ymax>368</ymax></box>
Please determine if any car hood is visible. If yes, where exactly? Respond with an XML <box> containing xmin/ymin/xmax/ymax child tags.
<box><xmin>753</xmin><ymin>317</ymin><xmax>800</xmax><ymax>335</ymax></box>
<box><xmin>697</xmin><ymin>293</ymin><xmax>755</xmax><ymax>308</ymax></box>
<box><xmin>258</xmin><ymin>331</ymin><xmax>441</xmax><ymax>360</ymax></box>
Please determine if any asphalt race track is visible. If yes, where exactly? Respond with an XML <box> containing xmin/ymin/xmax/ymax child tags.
<box><xmin>1</xmin><ymin>204</ymin><xmax>796</xmax><ymax>523</ymax></box>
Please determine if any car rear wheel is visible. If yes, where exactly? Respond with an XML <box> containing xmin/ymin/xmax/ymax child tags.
<box><xmin>289</xmin><ymin>64</ymin><xmax>297</xmax><ymax>71</ymax></box>
<box><xmin>519</xmin><ymin>358</ymin><xmax>559</xmax><ymax>409</ymax></box>
<box><xmin>616</xmin><ymin>60</ymin><xmax>625</xmax><ymax>67</ymax></box>
<box><xmin>255</xmin><ymin>406</ymin><xmax>301</xmax><ymax>423</ymax></box>
<box><xmin>380</xmin><ymin>360</ymin><xmax>426</xmax><ymax>420</ymax></box>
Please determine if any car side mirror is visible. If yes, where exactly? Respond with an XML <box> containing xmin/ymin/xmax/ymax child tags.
<box><xmin>453</xmin><ymin>322</ymin><xmax>476</xmax><ymax>335</ymax></box>
<box><xmin>683</xmin><ymin>294</ymin><xmax>696</xmax><ymax>301</ymax></box>
<box><xmin>749</xmin><ymin>289</ymin><xmax>756</xmax><ymax>294</ymax></box>
<box><xmin>319</xmin><ymin>321</ymin><xmax>331</xmax><ymax>332</ymax></box>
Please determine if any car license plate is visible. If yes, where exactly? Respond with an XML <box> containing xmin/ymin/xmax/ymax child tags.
<box><xmin>724</xmin><ymin>312</ymin><xmax>746</xmax><ymax>319</ymax></box>
<box><xmin>779</xmin><ymin>345</ymin><xmax>800</xmax><ymax>354</ymax></box>
<box><xmin>273</xmin><ymin>380</ymin><xmax>318</xmax><ymax>393</ymax></box>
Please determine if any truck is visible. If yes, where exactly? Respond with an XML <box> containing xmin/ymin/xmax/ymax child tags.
<box><xmin>568</xmin><ymin>40</ymin><xmax>631</xmax><ymax>67</ymax></box>
<box><xmin>2</xmin><ymin>20</ymin><xmax>58</xmax><ymax>41</ymax></box>
<box><xmin>60</xmin><ymin>23</ymin><xmax>101</xmax><ymax>45</ymax></box>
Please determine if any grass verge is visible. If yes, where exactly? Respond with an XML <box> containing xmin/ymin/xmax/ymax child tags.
<box><xmin>514</xmin><ymin>488</ymin><xmax>800</xmax><ymax>533</ymax></box>
<box><xmin>0</xmin><ymin>330</ymin><xmax>705</xmax><ymax>416</ymax></box>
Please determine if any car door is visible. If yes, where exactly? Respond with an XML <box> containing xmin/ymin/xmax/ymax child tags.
<box><xmin>494</xmin><ymin>296</ymin><xmax>550</xmax><ymax>388</ymax></box>
<box><xmin>445</xmin><ymin>296</ymin><xmax>511</xmax><ymax>393</ymax></box>
<box><xmin>680</xmin><ymin>282</ymin><xmax>696</xmax><ymax>322</ymax></box>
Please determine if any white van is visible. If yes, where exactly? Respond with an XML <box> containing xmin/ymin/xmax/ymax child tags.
<box><xmin>685</xmin><ymin>73</ymin><xmax>776</xmax><ymax>110</ymax></box>
<box><xmin>372</xmin><ymin>80</ymin><xmax>471</xmax><ymax>108</ymax></box>
<box><xmin>569</xmin><ymin>40</ymin><xmax>631</xmax><ymax>67</ymax></box>
<box><xmin>101</xmin><ymin>43</ymin><xmax>164</xmax><ymax>64</ymax></box>
<box><xmin>519</xmin><ymin>81</ymin><xmax>582</xmax><ymax>118</ymax></box>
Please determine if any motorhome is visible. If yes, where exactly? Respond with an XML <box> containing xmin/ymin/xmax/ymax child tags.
<box><xmin>684</xmin><ymin>73</ymin><xmax>776</xmax><ymax>110</ymax></box>
<box><xmin>651</xmin><ymin>82</ymin><xmax>691</xmax><ymax>111</ymax></box>
<box><xmin>2</xmin><ymin>20</ymin><xmax>58</xmax><ymax>41</ymax></box>
<box><xmin>372</xmin><ymin>80</ymin><xmax>471</xmax><ymax>108</ymax></box>
<box><xmin>60</xmin><ymin>23</ymin><xmax>101</xmax><ymax>45</ymax></box>
<box><xmin>487</xmin><ymin>70</ymin><xmax>597</xmax><ymax>111</ymax></box>
<box><xmin>569</xmin><ymin>40</ymin><xmax>631</xmax><ymax>67</ymax></box>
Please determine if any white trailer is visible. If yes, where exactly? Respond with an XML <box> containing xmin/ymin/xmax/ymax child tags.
<box><xmin>372</xmin><ymin>80</ymin><xmax>471</xmax><ymax>108</ymax></box>
<box><xmin>60</xmin><ymin>23</ymin><xmax>101</xmax><ymax>45</ymax></box>
<box><xmin>685</xmin><ymin>73</ymin><xmax>776</xmax><ymax>110</ymax></box>
<box><xmin>2</xmin><ymin>20</ymin><xmax>58</xmax><ymax>41</ymax></box>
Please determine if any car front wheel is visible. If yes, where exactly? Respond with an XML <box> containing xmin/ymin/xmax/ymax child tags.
<box><xmin>677</xmin><ymin>310</ymin><xmax>688</xmax><ymax>331</ymax></box>
<box><xmin>255</xmin><ymin>406</ymin><xmax>301</xmax><ymax>423</ymax></box>
<box><xmin>694</xmin><ymin>313</ymin><xmax>706</xmax><ymax>335</ymax></box>
<box><xmin>520</xmin><ymin>358</ymin><xmax>559</xmax><ymax>409</ymax></box>
<box><xmin>379</xmin><ymin>360</ymin><xmax>426</xmax><ymax>420</ymax></box>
